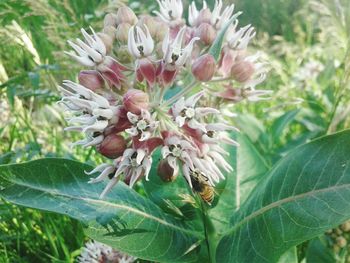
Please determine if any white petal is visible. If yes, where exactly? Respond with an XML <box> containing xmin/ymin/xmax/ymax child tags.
<box><xmin>127</xmin><ymin>112</ymin><xmax>139</xmax><ymax>124</ymax></box>
<box><xmin>89</xmin><ymin>26</ymin><xmax>107</xmax><ymax>56</ymax></box>
<box><xmin>85</xmin><ymin>163</ymin><xmax>111</xmax><ymax>175</ymax></box>
<box><xmin>99</xmin><ymin>177</ymin><xmax>119</xmax><ymax>199</ymax></box>
<box><xmin>125</xmin><ymin>127</ymin><xmax>139</xmax><ymax>136</ymax></box>
<box><xmin>185</xmin><ymin>92</ymin><xmax>203</xmax><ymax>107</ymax></box>
<box><xmin>206</xmin><ymin>123</ymin><xmax>239</xmax><ymax>132</ymax></box>
<box><xmin>188</xmin><ymin>119</ymin><xmax>206</xmax><ymax>132</ymax></box>
<box><xmin>140</xmin><ymin>131</ymin><xmax>151</xmax><ymax>141</ymax></box>
<box><xmin>172</xmin><ymin>97</ymin><xmax>185</xmax><ymax>116</ymax></box>
<box><xmin>182</xmin><ymin>164</ymin><xmax>193</xmax><ymax>188</ymax></box>
<box><xmin>82</xmin><ymin>120</ymin><xmax>108</xmax><ymax>133</ymax></box>
<box><xmin>129</xmin><ymin>167</ymin><xmax>142</xmax><ymax>187</ymax></box>
<box><xmin>84</xmin><ymin>135</ymin><xmax>104</xmax><ymax>147</ymax></box>
<box><xmin>64</xmin><ymin>51</ymin><xmax>95</xmax><ymax>67</ymax></box>
<box><xmin>141</xmin><ymin>109</ymin><xmax>151</xmax><ymax>120</ymax></box>
<box><xmin>76</xmin><ymin>38</ymin><xmax>102</xmax><ymax>63</ymax></box>
<box><xmin>161</xmin><ymin>146</ymin><xmax>171</xmax><ymax>158</ymax></box>
<box><xmin>175</xmin><ymin>116</ymin><xmax>186</xmax><ymax>127</ymax></box>
<box><xmin>195</xmin><ymin>107</ymin><xmax>220</xmax><ymax>116</ymax></box>
<box><xmin>88</xmin><ymin>166</ymin><xmax>115</xmax><ymax>183</ymax></box>
<box><xmin>143</xmin><ymin>157</ymin><xmax>152</xmax><ymax>181</ymax></box>
<box><xmin>136</xmin><ymin>149</ymin><xmax>146</xmax><ymax>164</ymax></box>
<box><xmin>92</xmin><ymin>108</ymin><xmax>113</xmax><ymax>119</ymax></box>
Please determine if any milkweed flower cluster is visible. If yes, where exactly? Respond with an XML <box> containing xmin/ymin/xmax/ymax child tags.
<box><xmin>59</xmin><ymin>0</ymin><xmax>270</xmax><ymax>199</ymax></box>
<box><xmin>78</xmin><ymin>240</ymin><xmax>135</xmax><ymax>263</ymax></box>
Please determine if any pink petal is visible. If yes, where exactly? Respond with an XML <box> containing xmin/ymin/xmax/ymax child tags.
<box><xmin>138</xmin><ymin>58</ymin><xmax>156</xmax><ymax>85</ymax></box>
<box><xmin>162</xmin><ymin>69</ymin><xmax>177</xmax><ymax>85</ymax></box>
<box><xmin>218</xmin><ymin>49</ymin><xmax>236</xmax><ymax>77</ymax></box>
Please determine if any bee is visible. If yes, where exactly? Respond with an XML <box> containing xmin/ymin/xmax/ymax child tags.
<box><xmin>190</xmin><ymin>170</ymin><xmax>215</xmax><ymax>204</ymax></box>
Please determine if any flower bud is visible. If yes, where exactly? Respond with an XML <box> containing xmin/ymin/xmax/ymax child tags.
<box><xmin>115</xmin><ymin>23</ymin><xmax>131</xmax><ymax>44</ymax></box>
<box><xmin>195</xmin><ymin>23</ymin><xmax>216</xmax><ymax>46</ymax></box>
<box><xmin>196</xmin><ymin>8</ymin><xmax>212</xmax><ymax>26</ymax></box>
<box><xmin>97</xmin><ymin>134</ymin><xmax>127</xmax><ymax>159</ymax></box>
<box><xmin>336</xmin><ymin>236</ymin><xmax>347</xmax><ymax>248</ymax></box>
<box><xmin>157</xmin><ymin>160</ymin><xmax>177</xmax><ymax>182</ymax></box>
<box><xmin>230</xmin><ymin>60</ymin><xmax>255</xmax><ymax>83</ymax></box>
<box><xmin>78</xmin><ymin>70</ymin><xmax>104</xmax><ymax>92</ymax></box>
<box><xmin>155</xmin><ymin>42</ymin><xmax>164</xmax><ymax>58</ymax></box>
<box><xmin>341</xmin><ymin>221</ymin><xmax>350</xmax><ymax>232</ymax></box>
<box><xmin>116</xmin><ymin>6</ymin><xmax>137</xmax><ymax>25</ymax></box>
<box><xmin>115</xmin><ymin>46</ymin><xmax>133</xmax><ymax>64</ymax></box>
<box><xmin>192</xmin><ymin>54</ymin><xmax>216</xmax><ymax>82</ymax></box>
<box><xmin>123</xmin><ymin>89</ymin><xmax>149</xmax><ymax>114</ymax></box>
<box><xmin>154</xmin><ymin>21</ymin><xmax>169</xmax><ymax>42</ymax></box>
<box><xmin>97</xmin><ymin>32</ymin><xmax>114</xmax><ymax>53</ymax></box>
<box><xmin>335</xmin><ymin>228</ymin><xmax>343</xmax><ymax>235</ymax></box>
<box><xmin>103</xmin><ymin>25</ymin><xmax>117</xmax><ymax>39</ymax></box>
<box><xmin>138</xmin><ymin>15</ymin><xmax>157</xmax><ymax>38</ymax></box>
<box><xmin>104</xmin><ymin>13</ymin><xmax>118</xmax><ymax>28</ymax></box>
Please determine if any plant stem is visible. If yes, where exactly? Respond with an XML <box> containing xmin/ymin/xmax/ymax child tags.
<box><xmin>200</xmin><ymin>200</ymin><xmax>216</xmax><ymax>263</ymax></box>
<box><xmin>326</xmin><ymin>38</ymin><xmax>350</xmax><ymax>134</ymax></box>
<box><xmin>162</xmin><ymin>80</ymin><xmax>197</xmax><ymax>107</ymax></box>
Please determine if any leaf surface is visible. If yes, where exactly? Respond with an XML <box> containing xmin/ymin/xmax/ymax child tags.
<box><xmin>0</xmin><ymin>158</ymin><xmax>203</xmax><ymax>262</ymax></box>
<box><xmin>209</xmin><ymin>133</ymin><xmax>269</xmax><ymax>234</ymax></box>
<box><xmin>216</xmin><ymin>130</ymin><xmax>350</xmax><ymax>263</ymax></box>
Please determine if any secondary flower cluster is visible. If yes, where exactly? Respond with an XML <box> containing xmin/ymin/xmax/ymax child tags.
<box><xmin>59</xmin><ymin>0</ymin><xmax>270</xmax><ymax>198</ymax></box>
<box><xmin>78</xmin><ymin>240</ymin><xmax>135</xmax><ymax>263</ymax></box>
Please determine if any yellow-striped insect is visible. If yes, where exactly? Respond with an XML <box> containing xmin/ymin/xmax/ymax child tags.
<box><xmin>190</xmin><ymin>170</ymin><xmax>215</xmax><ymax>204</ymax></box>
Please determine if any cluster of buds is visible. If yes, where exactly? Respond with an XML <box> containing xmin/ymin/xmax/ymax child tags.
<box><xmin>59</xmin><ymin>0</ymin><xmax>270</xmax><ymax>199</ymax></box>
<box><xmin>325</xmin><ymin>220</ymin><xmax>350</xmax><ymax>261</ymax></box>
<box><xmin>78</xmin><ymin>240</ymin><xmax>135</xmax><ymax>263</ymax></box>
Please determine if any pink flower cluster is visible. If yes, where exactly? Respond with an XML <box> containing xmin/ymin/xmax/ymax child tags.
<box><xmin>59</xmin><ymin>0</ymin><xmax>270</xmax><ymax>198</ymax></box>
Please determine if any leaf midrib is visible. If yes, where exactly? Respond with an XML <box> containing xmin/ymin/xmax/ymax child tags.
<box><xmin>0</xmin><ymin>173</ymin><xmax>204</xmax><ymax>239</ymax></box>
<box><xmin>223</xmin><ymin>183</ymin><xmax>350</xmax><ymax>236</ymax></box>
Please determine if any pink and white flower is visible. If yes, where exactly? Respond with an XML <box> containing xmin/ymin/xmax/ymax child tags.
<box><xmin>125</xmin><ymin>110</ymin><xmax>158</xmax><ymax>141</ymax></box>
<box><xmin>116</xmin><ymin>148</ymin><xmax>153</xmax><ymax>187</ymax></box>
<box><xmin>86</xmin><ymin>148</ymin><xmax>152</xmax><ymax>198</ymax></box>
<box><xmin>127</xmin><ymin>25</ymin><xmax>157</xmax><ymax>85</ymax></box>
<box><xmin>188</xmin><ymin>1</ymin><xmax>208</xmax><ymax>26</ymax></box>
<box><xmin>78</xmin><ymin>240</ymin><xmax>135</xmax><ymax>263</ymax></box>
<box><xmin>155</xmin><ymin>0</ymin><xmax>183</xmax><ymax>24</ymax></box>
<box><xmin>65</xmin><ymin>27</ymin><xmax>106</xmax><ymax>67</ymax></box>
<box><xmin>58</xmin><ymin>80</ymin><xmax>119</xmax><ymax>148</ymax></box>
<box><xmin>171</xmin><ymin>92</ymin><xmax>219</xmax><ymax>132</ymax></box>
<box><xmin>161</xmin><ymin>135</ymin><xmax>196</xmax><ymax>184</ymax></box>
<box><xmin>66</xmin><ymin>28</ymin><xmax>127</xmax><ymax>89</ymax></box>
<box><xmin>211</xmin><ymin>0</ymin><xmax>241</xmax><ymax>30</ymax></box>
<box><xmin>202</xmin><ymin>123</ymin><xmax>239</xmax><ymax>146</ymax></box>
<box><xmin>227</xmin><ymin>24</ymin><xmax>256</xmax><ymax>51</ymax></box>
<box><xmin>162</xmin><ymin>27</ymin><xmax>199</xmax><ymax>71</ymax></box>
<box><xmin>127</xmin><ymin>25</ymin><xmax>154</xmax><ymax>59</ymax></box>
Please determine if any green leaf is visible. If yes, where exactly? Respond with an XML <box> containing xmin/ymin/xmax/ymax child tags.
<box><xmin>216</xmin><ymin>130</ymin><xmax>350</xmax><ymax>263</ymax></box>
<box><xmin>209</xmin><ymin>133</ymin><xmax>269</xmax><ymax>234</ymax></box>
<box><xmin>209</xmin><ymin>13</ymin><xmax>241</xmax><ymax>61</ymax></box>
<box><xmin>306</xmin><ymin>237</ymin><xmax>336</xmax><ymax>263</ymax></box>
<box><xmin>236</xmin><ymin>134</ymin><xmax>270</xmax><ymax>206</ymax></box>
<box><xmin>271</xmin><ymin>109</ymin><xmax>300</xmax><ymax>140</ymax></box>
<box><xmin>0</xmin><ymin>158</ymin><xmax>203</xmax><ymax>262</ymax></box>
<box><xmin>235</xmin><ymin>113</ymin><xmax>266</xmax><ymax>143</ymax></box>
<box><xmin>278</xmin><ymin>247</ymin><xmax>298</xmax><ymax>263</ymax></box>
<box><xmin>143</xmin><ymin>149</ymin><xmax>202</xmax><ymax>224</ymax></box>
<box><xmin>208</xmin><ymin>141</ymin><xmax>237</xmax><ymax>234</ymax></box>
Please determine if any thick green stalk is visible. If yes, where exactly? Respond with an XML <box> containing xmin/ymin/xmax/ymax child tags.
<box><xmin>200</xmin><ymin>200</ymin><xmax>217</xmax><ymax>263</ymax></box>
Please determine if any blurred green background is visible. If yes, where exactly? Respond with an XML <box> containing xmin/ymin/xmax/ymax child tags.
<box><xmin>1</xmin><ymin>0</ymin><xmax>350</xmax><ymax>262</ymax></box>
